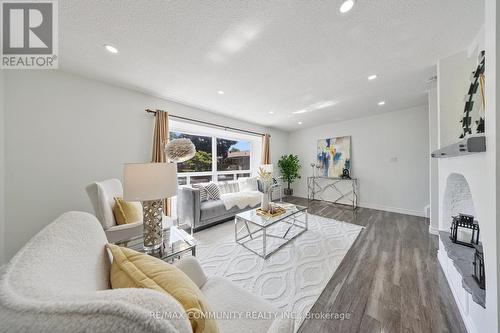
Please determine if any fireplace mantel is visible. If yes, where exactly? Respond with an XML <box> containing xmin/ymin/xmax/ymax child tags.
<box><xmin>431</xmin><ymin>135</ymin><xmax>485</xmax><ymax>158</ymax></box>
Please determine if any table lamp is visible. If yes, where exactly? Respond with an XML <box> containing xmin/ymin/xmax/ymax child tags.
<box><xmin>123</xmin><ymin>162</ymin><xmax>177</xmax><ymax>251</ymax></box>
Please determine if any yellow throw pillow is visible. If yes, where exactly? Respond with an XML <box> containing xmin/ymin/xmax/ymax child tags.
<box><xmin>112</xmin><ymin>197</ymin><xmax>142</xmax><ymax>225</ymax></box>
<box><xmin>106</xmin><ymin>244</ymin><xmax>219</xmax><ymax>333</ymax></box>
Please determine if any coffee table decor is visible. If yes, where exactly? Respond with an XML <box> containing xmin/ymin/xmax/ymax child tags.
<box><xmin>235</xmin><ymin>204</ymin><xmax>308</xmax><ymax>259</ymax></box>
<box><xmin>256</xmin><ymin>206</ymin><xmax>286</xmax><ymax>218</ymax></box>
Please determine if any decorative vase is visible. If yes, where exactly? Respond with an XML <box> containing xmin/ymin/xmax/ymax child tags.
<box><xmin>261</xmin><ymin>191</ymin><xmax>271</xmax><ymax>212</ymax></box>
<box><xmin>284</xmin><ymin>188</ymin><xmax>293</xmax><ymax>196</ymax></box>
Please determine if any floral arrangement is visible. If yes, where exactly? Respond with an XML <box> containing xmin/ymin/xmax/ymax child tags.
<box><xmin>258</xmin><ymin>166</ymin><xmax>273</xmax><ymax>188</ymax></box>
<box><xmin>258</xmin><ymin>166</ymin><xmax>274</xmax><ymax>212</ymax></box>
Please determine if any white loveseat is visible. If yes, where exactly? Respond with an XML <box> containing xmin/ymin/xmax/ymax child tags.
<box><xmin>0</xmin><ymin>211</ymin><xmax>293</xmax><ymax>333</ymax></box>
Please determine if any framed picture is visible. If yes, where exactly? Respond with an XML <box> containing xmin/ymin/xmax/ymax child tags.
<box><xmin>317</xmin><ymin>136</ymin><xmax>351</xmax><ymax>178</ymax></box>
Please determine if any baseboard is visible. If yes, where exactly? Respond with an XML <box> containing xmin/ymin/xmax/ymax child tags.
<box><xmin>291</xmin><ymin>195</ymin><xmax>427</xmax><ymax>218</ymax></box>
<box><xmin>357</xmin><ymin>202</ymin><xmax>427</xmax><ymax>218</ymax></box>
<box><xmin>429</xmin><ymin>225</ymin><xmax>440</xmax><ymax>235</ymax></box>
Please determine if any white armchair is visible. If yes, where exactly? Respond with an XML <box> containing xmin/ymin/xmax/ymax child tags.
<box><xmin>0</xmin><ymin>212</ymin><xmax>293</xmax><ymax>333</ymax></box>
<box><xmin>86</xmin><ymin>178</ymin><xmax>143</xmax><ymax>243</ymax></box>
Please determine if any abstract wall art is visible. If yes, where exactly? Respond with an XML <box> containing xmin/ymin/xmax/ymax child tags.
<box><xmin>317</xmin><ymin>136</ymin><xmax>351</xmax><ymax>178</ymax></box>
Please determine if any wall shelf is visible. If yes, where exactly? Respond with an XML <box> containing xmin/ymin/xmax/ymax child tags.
<box><xmin>431</xmin><ymin>135</ymin><xmax>485</xmax><ymax>158</ymax></box>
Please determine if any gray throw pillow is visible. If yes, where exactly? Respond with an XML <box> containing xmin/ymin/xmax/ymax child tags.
<box><xmin>192</xmin><ymin>184</ymin><xmax>208</xmax><ymax>202</ymax></box>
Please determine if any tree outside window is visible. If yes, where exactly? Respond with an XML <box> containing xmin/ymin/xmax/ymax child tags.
<box><xmin>170</xmin><ymin>132</ymin><xmax>212</xmax><ymax>172</ymax></box>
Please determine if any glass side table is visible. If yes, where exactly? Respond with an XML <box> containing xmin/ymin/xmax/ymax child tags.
<box><xmin>118</xmin><ymin>226</ymin><xmax>197</xmax><ymax>263</ymax></box>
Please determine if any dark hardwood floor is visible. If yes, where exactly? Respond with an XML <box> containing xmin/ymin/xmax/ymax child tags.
<box><xmin>282</xmin><ymin>197</ymin><xmax>466</xmax><ymax>333</ymax></box>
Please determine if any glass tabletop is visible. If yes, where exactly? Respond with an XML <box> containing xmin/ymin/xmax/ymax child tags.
<box><xmin>236</xmin><ymin>203</ymin><xmax>307</xmax><ymax>227</ymax></box>
<box><xmin>125</xmin><ymin>226</ymin><xmax>197</xmax><ymax>260</ymax></box>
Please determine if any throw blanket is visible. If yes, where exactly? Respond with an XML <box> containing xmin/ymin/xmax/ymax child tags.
<box><xmin>220</xmin><ymin>191</ymin><xmax>262</xmax><ymax>210</ymax></box>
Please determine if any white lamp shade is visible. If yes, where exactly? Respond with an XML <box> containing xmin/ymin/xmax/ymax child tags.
<box><xmin>123</xmin><ymin>163</ymin><xmax>178</xmax><ymax>201</ymax></box>
<box><xmin>260</xmin><ymin>164</ymin><xmax>274</xmax><ymax>174</ymax></box>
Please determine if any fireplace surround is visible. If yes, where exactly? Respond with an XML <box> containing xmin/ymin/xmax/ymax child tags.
<box><xmin>437</xmin><ymin>162</ymin><xmax>490</xmax><ymax>333</ymax></box>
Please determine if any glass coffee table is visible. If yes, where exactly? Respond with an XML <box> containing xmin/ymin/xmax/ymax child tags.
<box><xmin>235</xmin><ymin>204</ymin><xmax>308</xmax><ymax>259</ymax></box>
<box><xmin>120</xmin><ymin>226</ymin><xmax>197</xmax><ymax>263</ymax></box>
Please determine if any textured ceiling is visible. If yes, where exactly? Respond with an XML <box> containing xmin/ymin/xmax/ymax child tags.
<box><xmin>59</xmin><ymin>0</ymin><xmax>484</xmax><ymax>131</ymax></box>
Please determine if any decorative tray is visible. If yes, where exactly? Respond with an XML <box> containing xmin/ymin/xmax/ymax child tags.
<box><xmin>256</xmin><ymin>207</ymin><xmax>286</xmax><ymax>217</ymax></box>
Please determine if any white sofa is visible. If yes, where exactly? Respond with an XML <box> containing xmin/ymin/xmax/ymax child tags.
<box><xmin>86</xmin><ymin>178</ymin><xmax>143</xmax><ymax>243</ymax></box>
<box><xmin>0</xmin><ymin>211</ymin><xmax>293</xmax><ymax>333</ymax></box>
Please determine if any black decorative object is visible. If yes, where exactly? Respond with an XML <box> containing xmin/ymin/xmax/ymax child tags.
<box><xmin>341</xmin><ymin>168</ymin><xmax>351</xmax><ymax>179</ymax></box>
<box><xmin>450</xmin><ymin>213</ymin><xmax>480</xmax><ymax>247</ymax></box>
<box><xmin>472</xmin><ymin>244</ymin><xmax>485</xmax><ymax>290</ymax></box>
<box><xmin>460</xmin><ymin>50</ymin><xmax>485</xmax><ymax>139</ymax></box>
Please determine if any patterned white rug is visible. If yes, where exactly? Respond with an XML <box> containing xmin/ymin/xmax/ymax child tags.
<box><xmin>195</xmin><ymin>214</ymin><xmax>363</xmax><ymax>330</ymax></box>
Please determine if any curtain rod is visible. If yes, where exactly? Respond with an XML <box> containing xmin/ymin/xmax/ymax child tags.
<box><xmin>145</xmin><ymin>109</ymin><xmax>269</xmax><ymax>137</ymax></box>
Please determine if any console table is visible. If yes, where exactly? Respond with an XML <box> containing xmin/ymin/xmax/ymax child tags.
<box><xmin>307</xmin><ymin>176</ymin><xmax>358</xmax><ymax>210</ymax></box>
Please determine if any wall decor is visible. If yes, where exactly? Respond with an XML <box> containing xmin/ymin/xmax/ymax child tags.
<box><xmin>317</xmin><ymin>136</ymin><xmax>351</xmax><ymax>178</ymax></box>
<box><xmin>460</xmin><ymin>50</ymin><xmax>485</xmax><ymax>138</ymax></box>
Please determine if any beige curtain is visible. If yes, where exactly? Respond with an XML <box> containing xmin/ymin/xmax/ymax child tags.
<box><xmin>151</xmin><ymin>110</ymin><xmax>172</xmax><ymax>216</ymax></box>
<box><xmin>261</xmin><ymin>133</ymin><xmax>271</xmax><ymax>165</ymax></box>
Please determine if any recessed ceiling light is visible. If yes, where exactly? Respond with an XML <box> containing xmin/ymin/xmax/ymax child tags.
<box><xmin>298</xmin><ymin>121</ymin><xmax>303</xmax><ymax>125</ymax></box>
<box><xmin>368</xmin><ymin>74</ymin><xmax>378</xmax><ymax>81</ymax></box>
<box><xmin>378</xmin><ymin>101</ymin><xmax>386</xmax><ymax>106</ymax></box>
<box><xmin>339</xmin><ymin>0</ymin><xmax>355</xmax><ymax>13</ymax></box>
<box><xmin>268</xmin><ymin>111</ymin><xmax>275</xmax><ymax>114</ymax></box>
<box><xmin>218</xmin><ymin>90</ymin><xmax>225</xmax><ymax>95</ymax></box>
<box><xmin>104</xmin><ymin>44</ymin><xmax>118</xmax><ymax>54</ymax></box>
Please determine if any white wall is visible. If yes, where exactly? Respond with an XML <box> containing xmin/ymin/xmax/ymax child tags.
<box><xmin>0</xmin><ymin>70</ymin><xmax>5</xmax><ymax>266</ymax></box>
<box><xmin>3</xmin><ymin>70</ymin><xmax>288</xmax><ymax>260</ymax></box>
<box><xmin>437</xmin><ymin>51</ymin><xmax>476</xmax><ymax>147</ymax></box>
<box><xmin>428</xmin><ymin>86</ymin><xmax>439</xmax><ymax>234</ymax></box>
<box><xmin>288</xmin><ymin>106</ymin><xmax>430</xmax><ymax>217</ymax></box>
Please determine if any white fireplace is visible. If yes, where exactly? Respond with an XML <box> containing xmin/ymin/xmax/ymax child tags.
<box><xmin>441</xmin><ymin>173</ymin><xmax>477</xmax><ymax>243</ymax></box>
<box><xmin>437</xmin><ymin>155</ymin><xmax>489</xmax><ymax>333</ymax></box>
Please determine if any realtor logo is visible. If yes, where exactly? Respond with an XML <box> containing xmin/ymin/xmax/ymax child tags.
<box><xmin>1</xmin><ymin>0</ymin><xmax>58</xmax><ymax>69</ymax></box>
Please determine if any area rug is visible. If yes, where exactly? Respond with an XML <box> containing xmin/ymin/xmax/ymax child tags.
<box><xmin>195</xmin><ymin>214</ymin><xmax>363</xmax><ymax>330</ymax></box>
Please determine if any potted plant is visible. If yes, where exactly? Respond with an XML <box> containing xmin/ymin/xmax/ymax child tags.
<box><xmin>278</xmin><ymin>154</ymin><xmax>301</xmax><ymax>196</ymax></box>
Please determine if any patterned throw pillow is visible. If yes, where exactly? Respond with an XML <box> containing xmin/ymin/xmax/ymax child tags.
<box><xmin>204</xmin><ymin>182</ymin><xmax>221</xmax><ymax>200</ymax></box>
<box><xmin>218</xmin><ymin>181</ymin><xmax>239</xmax><ymax>194</ymax></box>
<box><xmin>192</xmin><ymin>184</ymin><xmax>208</xmax><ymax>202</ymax></box>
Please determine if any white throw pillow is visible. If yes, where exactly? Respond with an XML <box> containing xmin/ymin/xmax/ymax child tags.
<box><xmin>238</xmin><ymin>177</ymin><xmax>259</xmax><ymax>192</ymax></box>
<box><xmin>217</xmin><ymin>181</ymin><xmax>240</xmax><ymax>194</ymax></box>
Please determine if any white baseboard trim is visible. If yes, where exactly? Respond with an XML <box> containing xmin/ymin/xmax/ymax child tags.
<box><xmin>357</xmin><ymin>202</ymin><xmax>427</xmax><ymax>218</ymax></box>
<box><xmin>429</xmin><ymin>225</ymin><xmax>440</xmax><ymax>235</ymax></box>
<box><xmin>293</xmin><ymin>195</ymin><xmax>427</xmax><ymax>218</ymax></box>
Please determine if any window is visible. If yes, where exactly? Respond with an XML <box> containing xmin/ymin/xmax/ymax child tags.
<box><xmin>170</xmin><ymin>131</ymin><xmax>253</xmax><ymax>185</ymax></box>
<box><xmin>217</xmin><ymin>174</ymin><xmax>234</xmax><ymax>182</ymax></box>
<box><xmin>170</xmin><ymin>132</ymin><xmax>212</xmax><ymax>173</ymax></box>
<box><xmin>217</xmin><ymin>138</ymin><xmax>251</xmax><ymax>171</ymax></box>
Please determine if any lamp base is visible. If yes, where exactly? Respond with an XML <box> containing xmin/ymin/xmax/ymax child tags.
<box><xmin>142</xmin><ymin>199</ymin><xmax>164</xmax><ymax>252</ymax></box>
